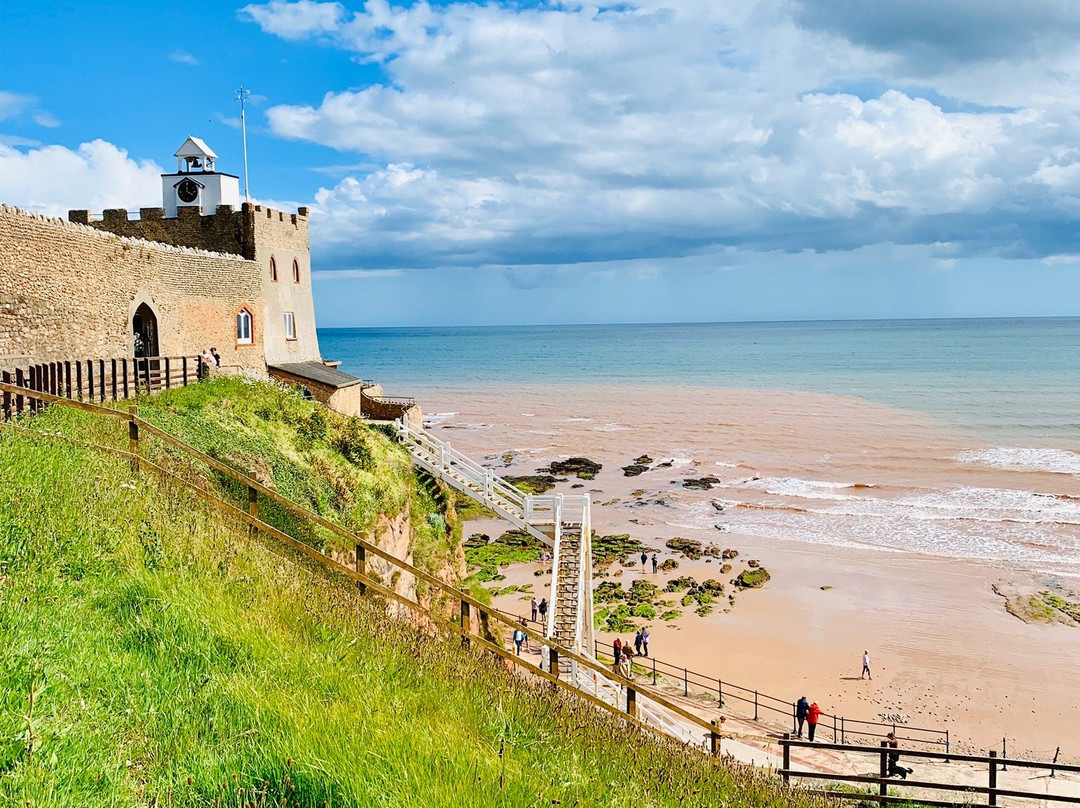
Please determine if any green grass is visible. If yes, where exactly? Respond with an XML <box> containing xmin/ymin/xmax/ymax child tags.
<box><xmin>0</xmin><ymin>386</ymin><xmax>827</xmax><ymax>808</ymax></box>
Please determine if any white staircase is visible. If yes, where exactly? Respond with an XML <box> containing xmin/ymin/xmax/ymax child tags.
<box><xmin>397</xmin><ymin>417</ymin><xmax>706</xmax><ymax>750</ymax></box>
<box><xmin>398</xmin><ymin>417</ymin><xmax>594</xmax><ymax>654</ymax></box>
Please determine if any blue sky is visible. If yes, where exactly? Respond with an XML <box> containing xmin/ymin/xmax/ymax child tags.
<box><xmin>3</xmin><ymin>0</ymin><xmax>1080</xmax><ymax>326</ymax></box>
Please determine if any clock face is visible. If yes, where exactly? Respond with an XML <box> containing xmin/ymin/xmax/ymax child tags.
<box><xmin>177</xmin><ymin>178</ymin><xmax>199</xmax><ymax>203</ymax></box>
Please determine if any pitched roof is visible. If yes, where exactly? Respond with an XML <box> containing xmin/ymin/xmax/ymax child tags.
<box><xmin>173</xmin><ymin>136</ymin><xmax>217</xmax><ymax>159</ymax></box>
<box><xmin>268</xmin><ymin>361</ymin><xmax>365</xmax><ymax>389</ymax></box>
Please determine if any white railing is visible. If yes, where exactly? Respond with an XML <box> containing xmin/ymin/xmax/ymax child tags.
<box><xmin>398</xmin><ymin>415</ymin><xmax>595</xmax><ymax>657</ymax></box>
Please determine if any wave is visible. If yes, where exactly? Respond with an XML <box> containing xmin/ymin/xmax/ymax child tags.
<box><xmin>955</xmin><ymin>447</ymin><xmax>1080</xmax><ymax>475</ymax></box>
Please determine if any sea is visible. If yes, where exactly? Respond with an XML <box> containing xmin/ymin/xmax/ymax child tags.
<box><xmin>321</xmin><ymin>318</ymin><xmax>1080</xmax><ymax>574</ymax></box>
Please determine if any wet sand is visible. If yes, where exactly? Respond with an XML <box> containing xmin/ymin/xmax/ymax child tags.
<box><xmin>423</xmin><ymin>384</ymin><xmax>1080</xmax><ymax>757</ymax></box>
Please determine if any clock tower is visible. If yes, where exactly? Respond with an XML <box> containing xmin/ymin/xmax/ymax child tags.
<box><xmin>160</xmin><ymin>136</ymin><xmax>241</xmax><ymax>217</ymax></box>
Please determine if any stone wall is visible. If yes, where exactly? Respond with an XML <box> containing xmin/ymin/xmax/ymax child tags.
<box><xmin>0</xmin><ymin>205</ymin><xmax>265</xmax><ymax>371</ymax></box>
<box><xmin>70</xmin><ymin>205</ymin><xmax>250</xmax><ymax>257</ymax></box>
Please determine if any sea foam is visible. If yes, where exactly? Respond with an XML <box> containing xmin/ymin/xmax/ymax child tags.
<box><xmin>955</xmin><ymin>447</ymin><xmax>1080</xmax><ymax>475</ymax></box>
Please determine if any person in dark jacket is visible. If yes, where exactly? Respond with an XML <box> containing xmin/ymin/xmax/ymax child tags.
<box><xmin>538</xmin><ymin>598</ymin><xmax>548</xmax><ymax>623</ymax></box>
<box><xmin>796</xmin><ymin>696</ymin><xmax>810</xmax><ymax>738</ymax></box>
<box><xmin>886</xmin><ymin>733</ymin><xmax>914</xmax><ymax>779</ymax></box>
<box><xmin>807</xmin><ymin>701</ymin><xmax>821</xmax><ymax>741</ymax></box>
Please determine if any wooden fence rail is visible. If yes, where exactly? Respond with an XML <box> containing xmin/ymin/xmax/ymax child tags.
<box><xmin>780</xmin><ymin>736</ymin><xmax>1080</xmax><ymax>807</ymax></box>
<box><xmin>0</xmin><ymin>381</ymin><xmax>727</xmax><ymax>756</ymax></box>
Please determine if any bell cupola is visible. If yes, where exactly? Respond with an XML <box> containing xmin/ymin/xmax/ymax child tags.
<box><xmin>160</xmin><ymin>136</ymin><xmax>241</xmax><ymax>217</ymax></box>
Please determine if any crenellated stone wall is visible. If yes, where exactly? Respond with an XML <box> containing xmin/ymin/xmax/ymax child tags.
<box><xmin>0</xmin><ymin>205</ymin><xmax>265</xmax><ymax>370</ymax></box>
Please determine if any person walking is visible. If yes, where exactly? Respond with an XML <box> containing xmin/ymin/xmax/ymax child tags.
<box><xmin>861</xmin><ymin>649</ymin><xmax>872</xmax><ymax>680</ymax></box>
<box><xmin>621</xmin><ymin>642</ymin><xmax>634</xmax><ymax>678</ymax></box>
<box><xmin>530</xmin><ymin>597</ymin><xmax>538</xmax><ymax>623</ymax></box>
<box><xmin>640</xmin><ymin>551</ymin><xmax>648</xmax><ymax>568</ymax></box>
<box><xmin>807</xmin><ymin>701</ymin><xmax>821</xmax><ymax>741</ymax></box>
<box><xmin>613</xmin><ymin>637</ymin><xmax>623</xmax><ymax>672</ymax></box>
<box><xmin>634</xmin><ymin>628</ymin><xmax>644</xmax><ymax>656</ymax></box>
<box><xmin>641</xmin><ymin>627</ymin><xmax>650</xmax><ymax>657</ymax></box>
<box><xmin>512</xmin><ymin>625</ymin><xmax>525</xmax><ymax>656</ymax></box>
<box><xmin>651</xmin><ymin>553</ymin><xmax>658</xmax><ymax>574</ymax></box>
<box><xmin>538</xmin><ymin>598</ymin><xmax>548</xmax><ymax>624</ymax></box>
<box><xmin>886</xmin><ymin>733</ymin><xmax>913</xmax><ymax>779</ymax></box>
<box><xmin>796</xmin><ymin>696</ymin><xmax>810</xmax><ymax>738</ymax></box>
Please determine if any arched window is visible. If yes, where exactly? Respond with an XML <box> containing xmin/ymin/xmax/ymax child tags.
<box><xmin>270</xmin><ymin>256</ymin><xmax>278</xmax><ymax>282</ymax></box>
<box><xmin>292</xmin><ymin>259</ymin><xmax>301</xmax><ymax>284</ymax></box>
<box><xmin>236</xmin><ymin>307</ymin><xmax>253</xmax><ymax>345</ymax></box>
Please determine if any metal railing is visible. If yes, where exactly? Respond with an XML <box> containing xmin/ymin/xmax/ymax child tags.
<box><xmin>593</xmin><ymin>638</ymin><xmax>950</xmax><ymax>750</ymax></box>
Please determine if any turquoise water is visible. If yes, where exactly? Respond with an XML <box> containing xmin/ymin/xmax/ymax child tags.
<box><xmin>321</xmin><ymin>317</ymin><xmax>1080</xmax><ymax>445</ymax></box>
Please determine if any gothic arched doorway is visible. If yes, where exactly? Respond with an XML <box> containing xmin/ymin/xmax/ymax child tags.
<box><xmin>132</xmin><ymin>303</ymin><xmax>159</xmax><ymax>357</ymax></box>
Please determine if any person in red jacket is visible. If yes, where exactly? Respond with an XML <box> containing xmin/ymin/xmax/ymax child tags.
<box><xmin>807</xmin><ymin>701</ymin><xmax>822</xmax><ymax>741</ymax></box>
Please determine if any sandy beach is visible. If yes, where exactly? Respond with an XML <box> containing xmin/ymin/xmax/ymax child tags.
<box><xmin>419</xmin><ymin>384</ymin><xmax>1080</xmax><ymax>758</ymax></box>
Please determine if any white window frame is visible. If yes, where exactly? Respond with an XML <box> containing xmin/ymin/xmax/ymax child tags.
<box><xmin>236</xmin><ymin>309</ymin><xmax>253</xmax><ymax>345</ymax></box>
<box><xmin>284</xmin><ymin>312</ymin><xmax>296</xmax><ymax>341</ymax></box>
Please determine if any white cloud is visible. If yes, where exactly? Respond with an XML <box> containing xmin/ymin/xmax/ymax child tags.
<box><xmin>239</xmin><ymin>0</ymin><xmax>344</xmax><ymax>40</ymax></box>
<box><xmin>32</xmin><ymin>112</ymin><xmax>60</xmax><ymax>128</ymax></box>
<box><xmin>0</xmin><ymin>140</ymin><xmax>163</xmax><ymax>217</ymax></box>
<box><xmin>243</xmin><ymin>0</ymin><xmax>1080</xmax><ymax>272</ymax></box>
<box><xmin>169</xmin><ymin>50</ymin><xmax>199</xmax><ymax>66</ymax></box>
<box><xmin>0</xmin><ymin>92</ymin><xmax>31</xmax><ymax>121</ymax></box>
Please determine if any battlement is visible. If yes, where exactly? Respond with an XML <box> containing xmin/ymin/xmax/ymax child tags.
<box><xmin>67</xmin><ymin>202</ymin><xmax>309</xmax><ymax>260</ymax></box>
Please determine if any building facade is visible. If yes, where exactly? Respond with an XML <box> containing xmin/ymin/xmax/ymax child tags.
<box><xmin>0</xmin><ymin>137</ymin><xmax>368</xmax><ymax>415</ymax></box>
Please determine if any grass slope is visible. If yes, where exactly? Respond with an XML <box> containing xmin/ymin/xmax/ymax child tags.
<box><xmin>0</xmin><ymin>387</ymin><xmax>818</xmax><ymax>807</ymax></box>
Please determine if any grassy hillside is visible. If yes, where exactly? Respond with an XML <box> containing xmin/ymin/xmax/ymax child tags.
<box><xmin>0</xmin><ymin>385</ymin><xmax>816</xmax><ymax>807</ymax></box>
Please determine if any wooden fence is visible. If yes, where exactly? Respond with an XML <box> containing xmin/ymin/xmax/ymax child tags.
<box><xmin>780</xmin><ymin>736</ymin><xmax>1080</xmax><ymax>807</ymax></box>
<box><xmin>0</xmin><ymin>356</ymin><xmax>201</xmax><ymax>418</ymax></box>
<box><xmin>0</xmin><ymin>381</ymin><xmax>727</xmax><ymax>757</ymax></box>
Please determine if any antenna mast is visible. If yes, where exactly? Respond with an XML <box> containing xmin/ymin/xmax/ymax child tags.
<box><xmin>235</xmin><ymin>86</ymin><xmax>251</xmax><ymax>201</ymax></box>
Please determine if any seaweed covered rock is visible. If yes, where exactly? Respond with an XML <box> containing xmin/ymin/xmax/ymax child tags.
<box><xmin>627</xmin><ymin>579</ymin><xmax>660</xmax><ymax>605</ymax></box>
<box><xmin>682</xmin><ymin>476</ymin><xmax>720</xmax><ymax>490</ymax></box>
<box><xmin>659</xmin><ymin>558</ymin><xmax>679</xmax><ymax>571</ymax></box>
<box><xmin>734</xmin><ymin>568</ymin><xmax>771</xmax><ymax>588</ymax></box>
<box><xmin>622</xmin><ymin>464</ymin><xmax>650</xmax><ymax>477</ymax></box>
<box><xmin>592</xmin><ymin>533</ymin><xmax>648</xmax><ymax>565</ymax></box>
<box><xmin>701</xmin><ymin>579</ymin><xmax>725</xmax><ymax>596</ymax></box>
<box><xmin>665</xmin><ymin>536</ymin><xmax>703</xmax><ymax>560</ymax></box>
<box><xmin>544</xmin><ymin>457</ymin><xmax>602</xmax><ymax>479</ymax></box>
<box><xmin>505</xmin><ymin>474</ymin><xmax>561</xmax><ymax>494</ymax></box>
<box><xmin>721</xmin><ymin>548</ymin><xmax>739</xmax><ymax>560</ymax></box>
<box><xmin>664</xmin><ymin>576</ymin><xmax>697</xmax><ymax>593</ymax></box>
<box><xmin>747</xmin><ymin>559</ymin><xmax>760</xmax><ymax>568</ymax></box>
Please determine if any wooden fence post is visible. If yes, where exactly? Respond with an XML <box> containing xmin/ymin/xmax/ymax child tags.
<box><xmin>122</xmin><ymin>359</ymin><xmax>129</xmax><ymax>399</ymax></box>
<box><xmin>247</xmin><ymin>485</ymin><xmax>258</xmax><ymax>537</ymax></box>
<box><xmin>460</xmin><ymin>600</ymin><xmax>471</xmax><ymax>647</ymax></box>
<box><xmin>49</xmin><ymin>362</ymin><xmax>57</xmax><ymax>396</ymax></box>
<box><xmin>626</xmin><ymin>686</ymin><xmax>637</xmax><ymax>719</ymax></box>
<box><xmin>128</xmin><ymin>406</ymin><xmax>139</xmax><ymax>470</ymax></box>
<box><xmin>164</xmin><ymin>357</ymin><xmax>171</xmax><ymax>390</ymax></box>
<box><xmin>355</xmin><ymin>543</ymin><xmax>367</xmax><ymax>594</ymax></box>
<box><xmin>878</xmin><ymin>741</ymin><xmax>888</xmax><ymax>807</ymax></box>
<box><xmin>64</xmin><ymin>361</ymin><xmax>72</xmax><ymax>399</ymax></box>
<box><xmin>549</xmin><ymin>647</ymin><xmax>559</xmax><ymax>682</ymax></box>
<box><xmin>781</xmin><ymin>733</ymin><xmax>791</xmax><ymax>783</ymax></box>
<box><xmin>98</xmin><ymin>359</ymin><xmax>105</xmax><ymax>401</ymax></box>
<box><xmin>15</xmin><ymin>368</ymin><xmax>24</xmax><ymax>414</ymax></box>
<box><xmin>86</xmin><ymin>361</ymin><xmax>94</xmax><ymax>404</ymax></box>
<box><xmin>710</xmin><ymin>720</ymin><xmax>722</xmax><ymax>756</ymax></box>
<box><xmin>1</xmin><ymin>371</ymin><xmax>9</xmax><ymax>422</ymax></box>
<box><xmin>988</xmin><ymin>750</ymin><xmax>998</xmax><ymax>807</ymax></box>
<box><xmin>182</xmin><ymin>357</ymin><xmax>189</xmax><ymax>387</ymax></box>
<box><xmin>111</xmin><ymin>359</ymin><xmax>118</xmax><ymax>401</ymax></box>
<box><xmin>76</xmin><ymin>361</ymin><xmax>83</xmax><ymax>401</ymax></box>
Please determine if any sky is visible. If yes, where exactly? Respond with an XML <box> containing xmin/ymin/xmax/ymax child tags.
<box><xmin>3</xmin><ymin>0</ymin><xmax>1080</xmax><ymax>327</ymax></box>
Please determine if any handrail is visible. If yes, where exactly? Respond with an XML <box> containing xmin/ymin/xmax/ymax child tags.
<box><xmin>593</xmin><ymin>638</ymin><xmax>950</xmax><ymax>749</ymax></box>
<box><xmin>0</xmin><ymin>384</ymin><xmax>731</xmax><ymax>754</ymax></box>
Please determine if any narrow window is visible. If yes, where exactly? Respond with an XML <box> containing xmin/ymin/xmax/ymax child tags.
<box><xmin>270</xmin><ymin>256</ymin><xmax>278</xmax><ymax>282</ymax></box>
<box><xmin>284</xmin><ymin>312</ymin><xmax>296</xmax><ymax>340</ymax></box>
<box><xmin>292</xmin><ymin>259</ymin><xmax>300</xmax><ymax>284</ymax></box>
<box><xmin>236</xmin><ymin>308</ymin><xmax>253</xmax><ymax>345</ymax></box>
